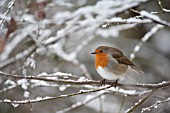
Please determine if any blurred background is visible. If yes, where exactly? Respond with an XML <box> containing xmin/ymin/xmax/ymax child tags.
<box><xmin>0</xmin><ymin>0</ymin><xmax>170</xmax><ymax>113</ymax></box>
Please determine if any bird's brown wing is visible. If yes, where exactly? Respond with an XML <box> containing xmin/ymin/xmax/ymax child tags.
<box><xmin>112</xmin><ymin>54</ymin><xmax>143</xmax><ymax>74</ymax></box>
<box><xmin>117</xmin><ymin>56</ymin><xmax>143</xmax><ymax>73</ymax></box>
<box><xmin>109</xmin><ymin>48</ymin><xmax>124</xmax><ymax>58</ymax></box>
<box><xmin>109</xmin><ymin>47</ymin><xmax>143</xmax><ymax>73</ymax></box>
<box><xmin>116</xmin><ymin>56</ymin><xmax>135</xmax><ymax>66</ymax></box>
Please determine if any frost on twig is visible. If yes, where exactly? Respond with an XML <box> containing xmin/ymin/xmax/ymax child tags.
<box><xmin>142</xmin><ymin>97</ymin><xmax>170</xmax><ymax>112</ymax></box>
<box><xmin>0</xmin><ymin>0</ymin><xmax>16</xmax><ymax>28</ymax></box>
<box><xmin>125</xmin><ymin>90</ymin><xmax>155</xmax><ymax>113</ymax></box>
<box><xmin>0</xmin><ymin>0</ymin><xmax>170</xmax><ymax>112</ymax></box>
<box><xmin>0</xmin><ymin>70</ymin><xmax>170</xmax><ymax>113</ymax></box>
<box><xmin>158</xmin><ymin>0</ymin><xmax>170</xmax><ymax>13</ymax></box>
<box><xmin>130</xmin><ymin>24</ymin><xmax>163</xmax><ymax>60</ymax></box>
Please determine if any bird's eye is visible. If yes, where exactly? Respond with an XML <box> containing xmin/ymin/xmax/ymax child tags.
<box><xmin>100</xmin><ymin>50</ymin><xmax>103</xmax><ymax>53</ymax></box>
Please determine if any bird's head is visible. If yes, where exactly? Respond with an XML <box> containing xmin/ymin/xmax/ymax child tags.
<box><xmin>91</xmin><ymin>46</ymin><xmax>109</xmax><ymax>55</ymax></box>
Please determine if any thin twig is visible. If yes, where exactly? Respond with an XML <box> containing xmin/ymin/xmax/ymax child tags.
<box><xmin>0</xmin><ymin>0</ymin><xmax>16</xmax><ymax>28</ymax></box>
<box><xmin>0</xmin><ymin>45</ymin><xmax>36</xmax><ymax>68</ymax></box>
<box><xmin>0</xmin><ymin>84</ymin><xmax>115</xmax><ymax>105</ymax></box>
<box><xmin>0</xmin><ymin>84</ymin><xmax>18</xmax><ymax>93</ymax></box>
<box><xmin>56</xmin><ymin>92</ymin><xmax>107</xmax><ymax>113</ymax></box>
<box><xmin>126</xmin><ymin>89</ymin><xmax>156</xmax><ymax>113</ymax></box>
<box><xmin>0</xmin><ymin>71</ymin><xmax>170</xmax><ymax>89</ymax></box>
<box><xmin>158</xmin><ymin>0</ymin><xmax>170</xmax><ymax>13</ymax></box>
<box><xmin>142</xmin><ymin>96</ymin><xmax>170</xmax><ymax>112</ymax></box>
<box><xmin>130</xmin><ymin>9</ymin><xmax>170</xmax><ymax>27</ymax></box>
<box><xmin>130</xmin><ymin>24</ymin><xmax>163</xmax><ymax>60</ymax></box>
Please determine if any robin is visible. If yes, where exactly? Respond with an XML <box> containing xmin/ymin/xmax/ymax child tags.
<box><xmin>91</xmin><ymin>46</ymin><xmax>143</xmax><ymax>82</ymax></box>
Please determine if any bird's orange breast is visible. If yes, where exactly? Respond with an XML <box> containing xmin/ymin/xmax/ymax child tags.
<box><xmin>95</xmin><ymin>53</ymin><xmax>109</xmax><ymax>69</ymax></box>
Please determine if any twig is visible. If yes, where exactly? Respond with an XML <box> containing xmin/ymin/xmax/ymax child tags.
<box><xmin>130</xmin><ymin>9</ymin><xmax>170</xmax><ymax>27</ymax></box>
<box><xmin>101</xmin><ymin>18</ymin><xmax>152</xmax><ymax>28</ymax></box>
<box><xmin>140</xmin><ymin>11</ymin><xmax>170</xmax><ymax>27</ymax></box>
<box><xmin>0</xmin><ymin>71</ymin><xmax>170</xmax><ymax>89</ymax></box>
<box><xmin>0</xmin><ymin>14</ymin><xmax>10</xmax><ymax>22</ymax></box>
<box><xmin>142</xmin><ymin>97</ymin><xmax>170</xmax><ymax>112</ymax></box>
<box><xmin>0</xmin><ymin>84</ymin><xmax>115</xmax><ymax>105</ymax></box>
<box><xmin>158</xmin><ymin>0</ymin><xmax>170</xmax><ymax>13</ymax></box>
<box><xmin>56</xmin><ymin>92</ymin><xmax>107</xmax><ymax>113</ymax></box>
<box><xmin>130</xmin><ymin>24</ymin><xmax>163</xmax><ymax>60</ymax></box>
<box><xmin>99</xmin><ymin>95</ymin><xmax>103</xmax><ymax>113</ymax></box>
<box><xmin>119</xmin><ymin>95</ymin><xmax>125</xmax><ymax>113</ymax></box>
<box><xmin>0</xmin><ymin>0</ymin><xmax>16</xmax><ymax>28</ymax></box>
<box><xmin>0</xmin><ymin>45</ymin><xmax>36</xmax><ymax>68</ymax></box>
<box><xmin>125</xmin><ymin>89</ymin><xmax>156</xmax><ymax>113</ymax></box>
<box><xmin>0</xmin><ymin>84</ymin><xmax>18</xmax><ymax>93</ymax></box>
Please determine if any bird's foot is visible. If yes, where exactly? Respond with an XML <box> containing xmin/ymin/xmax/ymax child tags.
<box><xmin>112</xmin><ymin>79</ymin><xmax>119</xmax><ymax>88</ymax></box>
<box><xmin>100</xmin><ymin>79</ymin><xmax>106</xmax><ymax>86</ymax></box>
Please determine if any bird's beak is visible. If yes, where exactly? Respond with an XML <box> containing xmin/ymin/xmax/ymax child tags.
<box><xmin>91</xmin><ymin>52</ymin><xmax>96</xmax><ymax>54</ymax></box>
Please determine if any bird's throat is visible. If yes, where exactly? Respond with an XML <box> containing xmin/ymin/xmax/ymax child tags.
<box><xmin>95</xmin><ymin>54</ymin><xmax>109</xmax><ymax>69</ymax></box>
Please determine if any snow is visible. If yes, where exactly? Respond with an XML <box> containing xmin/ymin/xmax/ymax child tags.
<box><xmin>140</xmin><ymin>11</ymin><xmax>161</xmax><ymax>22</ymax></box>
<box><xmin>119</xmin><ymin>88</ymin><xmax>136</xmax><ymax>95</ymax></box>
<box><xmin>59</xmin><ymin>85</ymin><xmax>67</xmax><ymax>91</ymax></box>
<box><xmin>3</xmin><ymin>99</ymin><xmax>11</xmax><ymax>102</ymax></box>
<box><xmin>21</xmin><ymin>14</ymin><xmax>36</xmax><ymax>23</ymax></box>
<box><xmin>17</xmin><ymin>79</ymin><xmax>29</xmax><ymax>90</ymax></box>
<box><xmin>25</xmin><ymin>56</ymin><xmax>36</xmax><ymax>69</ymax></box>
<box><xmin>134</xmin><ymin>45</ymin><xmax>140</xmax><ymax>52</ymax></box>
<box><xmin>38</xmin><ymin>72</ymin><xmax>48</xmax><ymax>76</ymax></box>
<box><xmin>53</xmin><ymin>11</ymin><xmax>72</xmax><ymax>25</ymax></box>
<box><xmin>4</xmin><ymin>79</ymin><xmax>16</xmax><ymax>85</ymax></box>
<box><xmin>0</xmin><ymin>14</ymin><xmax>10</xmax><ymax>21</ymax></box>
<box><xmin>24</xmin><ymin>91</ymin><xmax>30</xmax><ymax>98</ymax></box>
<box><xmin>141</xmin><ymin>25</ymin><xmax>163</xmax><ymax>42</ymax></box>
<box><xmin>12</xmin><ymin>103</ymin><xmax>19</xmax><ymax>108</ymax></box>
<box><xmin>77</xmin><ymin>77</ymin><xmax>87</xmax><ymax>82</ymax></box>
<box><xmin>130</xmin><ymin>54</ymin><xmax>135</xmax><ymax>60</ymax></box>
<box><xmin>0</xmin><ymin>25</ymin><xmax>38</xmax><ymax>61</ymax></box>
<box><xmin>30</xmin><ymin>79</ymin><xmax>48</xmax><ymax>87</ymax></box>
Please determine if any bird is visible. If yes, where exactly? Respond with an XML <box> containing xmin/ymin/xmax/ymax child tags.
<box><xmin>91</xmin><ymin>46</ymin><xmax>143</xmax><ymax>82</ymax></box>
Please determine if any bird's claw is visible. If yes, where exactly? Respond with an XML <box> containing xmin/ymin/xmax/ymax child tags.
<box><xmin>112</xmin><ymin>79</ymin><xmax>119</xmax><ymax>88</ymax></box>
<box><xmin>100</xmin><ymin>79</ymin><xmax>106</xmax><ymax>86</ymax></box>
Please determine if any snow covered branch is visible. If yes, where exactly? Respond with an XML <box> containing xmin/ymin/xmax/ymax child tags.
<box><xmin>0</xmin><ymin>71</ymin><xmax>170</xmax><ymax>89</ymax></box>
<box><xmin>142</xmin><ymin>97</ymin><xmax>170</xmax><ymax>112</ymax></box>
<box><xmin>0</xmin><ymin>70</ymin><xmax>169</xmax><ymax>113</ymax></box>
<box><xmin>0</xmin><ymin>0</ymin><xmax>170</xmax><ymax>112</ymax></box>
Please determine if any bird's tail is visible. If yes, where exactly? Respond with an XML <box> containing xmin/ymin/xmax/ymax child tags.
<box><xmin>130</xmin><ymin>65</ymin><xmax>143</xmax><ymax>74</ymax></box>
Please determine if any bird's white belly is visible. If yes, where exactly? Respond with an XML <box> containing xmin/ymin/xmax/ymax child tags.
<box><xmin>97</xmin><ymin>66</ymin><xmax>125</xmax><ymax>80</ymax></box>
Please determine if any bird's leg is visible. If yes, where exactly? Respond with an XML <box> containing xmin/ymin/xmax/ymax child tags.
<box><xmin>100</xmin><ymin>79</ymin><xmax>106</xmax><ymax>86</ymax></box>
<box><xmin>112</xmin><ymin>79</ymin><xmax>119</xmax><ymax>88</ymax></box>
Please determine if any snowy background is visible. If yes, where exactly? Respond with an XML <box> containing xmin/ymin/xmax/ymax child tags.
<box><xmin>0</xmin><ymin>0</ymin><xmax>170</xmax><ymax>113</ymax></box>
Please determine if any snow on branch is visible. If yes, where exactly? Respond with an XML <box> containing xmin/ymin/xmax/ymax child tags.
<box><xmin>130</xmin><ymin>9</ymin><xmax>170</xmax><ymax>27</ymax></box>
<box><xmin>142</xmin><ymin>97</ymin><xmax>170</xmax><ymax>112</ymax></box>
<box><xmin>130</xmin><ymin>24</ymin><xmax>163</xmax><ymax>60</ymax></box>
<box><xmin>0</xmin><ymin>71</ymin><xmax>170</xmax><ymax>89</ymax></box>
<box><xmin>0</xmin><ymin>0</ymin><xmax>169</xmax><ymax>112</ymax></box>
<box><xmin>140</xmin><ymin>11</ymin><xmax>170</xmax><ymax>27</ymax></box>
<box><xmin>158</xmin><ymin>0</ymin><xmax>170</xmax><ymax>13</ymax></box>
<box><xmin>0</xmin><ymin>83</ymin><xmax>116</xmax><ymax>106</ymax></box>
<box><xmin>0</xmin><ymin>0</ymin><xmax>16</xmax><ymax>28</ymax></box>
<box><xmin>0</xmin><ymin>70</ymin><xmax>169</xmax><ymax>112</ymax></box>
